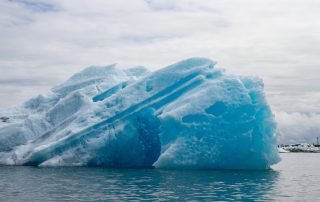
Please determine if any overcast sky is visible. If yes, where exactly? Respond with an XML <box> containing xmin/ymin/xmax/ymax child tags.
<box><xmin>0</xmin><ymin>0</ymin><xmax>319</xmax><ymax>143</ymax></box>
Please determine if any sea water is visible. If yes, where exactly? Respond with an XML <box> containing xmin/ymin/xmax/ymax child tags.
<box><xmin>0</xmin><ymin>153</ymin><xmax>319</xmax><ymax>201</ymax></box>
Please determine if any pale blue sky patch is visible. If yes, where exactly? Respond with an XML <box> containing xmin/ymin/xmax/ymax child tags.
<box><xmin>9</xmin><ymin>0</ymin><xmax>57</xmax><ymax>12</ymax></box>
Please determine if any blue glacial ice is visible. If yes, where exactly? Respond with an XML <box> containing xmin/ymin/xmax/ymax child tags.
<box><xmin>0</xmin><ymin>58</ymin><xmax>280</xmax><ymax>169</ymax></box>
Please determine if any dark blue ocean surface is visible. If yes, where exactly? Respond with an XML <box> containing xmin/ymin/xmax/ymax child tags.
<box><xmin>0</xmin><ymin>153</ymin><xmax>319</xmax><ymax>201</ymax></box>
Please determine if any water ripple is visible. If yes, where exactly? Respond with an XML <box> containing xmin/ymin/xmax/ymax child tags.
<box><xmin>0</xmin><ymin>153</ymin><xmax>319</xmax><ymax>201</ymax></box>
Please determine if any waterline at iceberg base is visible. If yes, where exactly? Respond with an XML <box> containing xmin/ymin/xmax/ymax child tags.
<box><xmin>0</xmin><ymin>58</ymin><xmax>279</xmax><ymax>169</ymax></box>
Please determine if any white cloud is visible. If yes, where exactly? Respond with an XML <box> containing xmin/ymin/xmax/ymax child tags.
<box><xmin>0</xmin><ymin>0</ymin><xmax>319</xmax><ymax>142</ymax></box>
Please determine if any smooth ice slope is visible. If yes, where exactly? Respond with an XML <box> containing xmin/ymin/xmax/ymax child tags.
<box><xmin>0</xmin><ymin>58</ymin><xmax>280</xmax><ymax>169</ymax></box>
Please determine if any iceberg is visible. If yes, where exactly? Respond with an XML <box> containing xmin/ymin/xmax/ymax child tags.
<box><xmin>0</xmin><ymin>58</ymin><xmax>279</xmax><ymax>169</ymax></box>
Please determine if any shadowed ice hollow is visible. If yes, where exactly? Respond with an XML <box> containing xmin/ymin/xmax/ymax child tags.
<box><xmin>0</xmin><ymin>58</ymin><xmax>279</xmax><ymax>169</ymax></box>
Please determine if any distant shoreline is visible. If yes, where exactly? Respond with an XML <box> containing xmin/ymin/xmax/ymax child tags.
<box><xmin>278</xmin><ymin>143</ymin><xmax>320</xmax><ymax>153</ymax></box>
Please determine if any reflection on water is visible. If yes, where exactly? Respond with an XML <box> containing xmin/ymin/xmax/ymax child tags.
<box><xmin>0</xmin><ymin>167</ymin><xmax>279</xmax><ymax>201</ymax></box>
<box><xmin>0</xmin><ymin>153</ymin><xmax>319</xmax><ymax>201</ymax></box>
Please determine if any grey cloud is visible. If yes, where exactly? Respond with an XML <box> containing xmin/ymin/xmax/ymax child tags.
<box><xmin>276</xmin><ymin>111</ymin><xmax>320</xmax><ymax>144</ymax></box>
<box><xmin>0</xmin><ymin>0</ymin><xmax>319</xmax><ymax>143</ymax></box>
<box><xmin>0</xmin><ymin>77</ymin><xmax>58</xmax><ymax>86</ymax></box>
